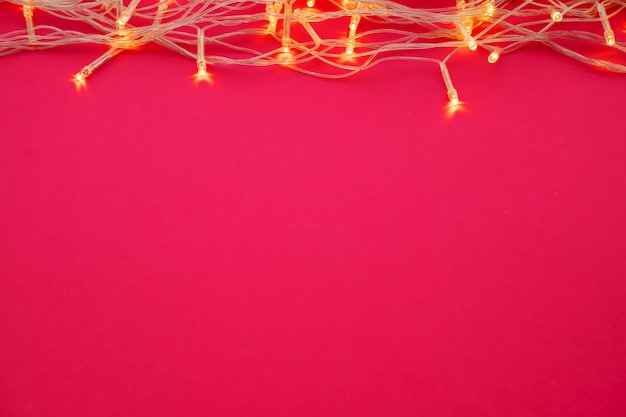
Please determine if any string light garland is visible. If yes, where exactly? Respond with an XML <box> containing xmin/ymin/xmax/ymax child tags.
<box><xmin>1</xmin><ymin>0</ymin><xmax>625</xmax><ymax>108</ymax></box>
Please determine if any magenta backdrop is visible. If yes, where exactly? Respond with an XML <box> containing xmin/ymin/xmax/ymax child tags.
<box><xmin>1</xmin><ymin>4</ymin><xmax>626</xmax><ymax>416</ymax></box>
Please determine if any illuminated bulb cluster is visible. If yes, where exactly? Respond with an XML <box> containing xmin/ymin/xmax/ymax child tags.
<box><xmin>2</xmin><ymin>0</ymin><xmax>625</xmax><ymax>108</ymax></box>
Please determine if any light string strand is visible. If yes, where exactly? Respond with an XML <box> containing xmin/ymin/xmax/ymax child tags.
<box><xmin>1</xmin><ymin>0</ymin><xmax>625</xmax><ymax>105</ymax></box>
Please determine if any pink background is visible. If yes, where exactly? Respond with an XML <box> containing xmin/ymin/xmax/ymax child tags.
<box><xmin>1</xmin><ymin>2</ymin><xmax>626</xmax><ymax>416</ymax></box>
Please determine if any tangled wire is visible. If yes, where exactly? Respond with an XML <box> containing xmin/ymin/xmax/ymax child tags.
<box><xmin>1</xmin><ymin>0</ymin><xmax>625</xmax><ymax>102</ymax></box>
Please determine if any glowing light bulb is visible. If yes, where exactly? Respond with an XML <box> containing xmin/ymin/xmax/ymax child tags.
<box><xmin>597</xmin><ymin>2</ymin><xmax>616</xmax><ymax>46</ymax></box>
<box><xmin>488</xmin><ymin>50</ymin><xmax>500</xmax><ymax>64</ymax></box>
<box><xmin>349</xmin><ymin>15</ymin><xmax>360</xmax><ymax>31</ymax></box>
<box><xmin>266</xmin><ymin>2</ymin><xmax>283</xmax><ymax>33</ymax></box>
<box><xmin>484</xmin><ymin>0</ymin><xmax>496</xmax><ymax>18</ymax></box>
<box><xmin>116</xmin><ymin>0</ymin><xmax>140</xmax><ymax>29</ymax></box>
<box><xmin>195</xmin><ymin>59</ymin><xmax>211</xmax><ymax>82</ymax></box>
<box><xmin>73</xmin><ymin>66</ymin><xmax>91</xmax><ymax>88</ymax></box>
<box><xmin>454</xmin><ymin>20</ymin><xmax>478</xmax><ymax>51</ymax></box>
<box><xmin>71</xmin><ymin>48</ymin><xmax>121</xmax><ymax>88</ymax></box>
<box><xmin>447</xmin><ymin>89</ymin><xmax>460</xmax><ymax>106</ymax></box>
<box><xmin>281</xmin><ymin>1</ymin><xmax>292</xmax><ymax>53</ymax></box>
<box><xmin>22</xmin><ymin>4</ymin><xmax>36</xmax><ymax>45</ymax></box>
<box><xmin>346</xmin><ymin>2</ymin><xmax>362</xmax><ymax>54</ymax></box>
<box><xmin>306</xmin><ymin>0</ymin><xmax>315</xmax><ymax>7</ymax></box>
<box><xmin>195</xmin><ymin>28</ymin><xmax>211</xmax><ymax>80</ymax></box>
<box><xmin>117</xmin><ymin>13</ymin><xmax>130</xmax><ymax>29</ymax></box>
<box><xmin>456</xmin><ymin>0</ymin><xmax>473</xmax><ymax>35</ymax></box>
<box><xmin>440</xmin><ymin>62</ymin><xmax>461</xmax><ymax>108</ymax></box>
<box><xmin>460</xmin><ymin>15</ymin><xmax>472</xmax><ymax>34</ymax></box>
<box><xmin>22</xmin><ymin>5</ymin><xmax>33</xmax><ymax>18</ymax></box>
<box><xmin>345</xmin><ymin>39</ymin><xmax>355</xmax><ymax>54</ymax></box>
<box><xmin>550</xmin><ymin>9</ymin><xmax>563</xmax><ymax>22</ymax></box>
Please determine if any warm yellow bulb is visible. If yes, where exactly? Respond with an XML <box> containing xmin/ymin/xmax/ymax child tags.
<box><xmin>345</xmin><ymin>40</ymin><xmax>355</xmax><ymax>54</ymax></box>
<box><xmin>116</xmin><ymin>13</ymin><xmax>130</xmax><ymax>29</ymax></box>
<box><xmin>605</xmin><ymin>29</ymin><xmax>616</xmax><ymax>46</ymax></box>
<box><xmin>468</xmin><ymin>39</ymin><xmax>477</xmax><ymax>51</ymax></box>
<box><xmin>306</xmin><ymin>0</ymin><xmax>315</xmax><ymax>7</ymax></box>
<box><xmin>22</xmin><ymin>5</ymin><xmax>33</xmax><ymax>17</ymax></box>
<box><xmin>447</xmin><ymin>89</ymin><xmax>460</xmax><ymax>106</ymax></box>
<box><xmin>73</xmin><ymin>67</ymin><xmax>91</xmax><ymax>88</ymax></box>
<box><xmin>463</xmin><ymin>19</ymin><xmax>473</xmax><ymax>35</ymax></box>
<box><xmin>551</xmin><ymin>10</ymin><xmax>563</xmax><ymax>22</ymax></box>
<box><xmin>488</xmin><ymin>51</ymin><xmax>499</xmax><ymax>64</ymax></box>
<box><xmin>484</xmin><ymin>1</ymin><xmax>496</xmax><ymax>18</ymax></box>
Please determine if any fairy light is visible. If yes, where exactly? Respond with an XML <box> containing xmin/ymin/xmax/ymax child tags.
<box><xmin>484</xmin><ymin>0</ymin><xmax>496</xmax><ymax>19</ymax></box>
<box><xmin>456</xmin><ymin>0</ymin><xmax>473</xmax><ymax>35</ymax></box>
<box><xmin>73</xmin><ymin>48</ymin><xmax>121</xmax><ymax>87</ymax></box>
<box><xmin>440</xmin><ymin>62</ymin><xmax>460</xmax><ymax>107</ymax></box>
<box><xmin>488</xmin><ymin>49</ymin><xmax>500</xmax><ymax>64</ymax></box>
<box><xmin>22</xmin><ymin>3</ymin><xmax>35</xmax><ymax>45</ymax></box>
<box><xmin>267</xmin><ymin>1</ymin><xmax>283</xmax><ymax>33</ymax></box>
<box><xmin>597</xmin><ymin>2</ymin><xmax>616</xmax><ymax>46</ymax></box>
<box><xmin>346</xmin><ymin>2</ymin><xmax>362</xmax><ymax>54</ymax></box>
<box><xmin>281</xmin><ymin>0</ymin><xmax>292</xmax><ymax>53</ymax></box>
<box><xmin>196</xmin><ymin>28</ymin><xmax>210</xmax><ymax>81</ymax></box>
<box><xmin>454</xmin><ymin>20</ymin><xmax>478</xmax><ymax>51</ymax></box>
<box><xmin>2</xmin><ymin>0</ymin><xmax>625</xmax><ymax>108</ymax></box>
<box><xmin>117</xmin><ymin>0</ymin><xmax>141</xmax><ymax>29</ymax></box>
<box><xmin>550</xmin><ymin>8</ymin><xmax>564</xmax><ymax>22</ymax></box>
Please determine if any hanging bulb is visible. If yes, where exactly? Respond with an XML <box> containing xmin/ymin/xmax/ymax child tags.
<box><xmin>281</xmin><ymin>1</ymin><xmax>293</xmax><ymax>53</ymax></box>
<box><xmin>345</xmin><ymin>2</ymin><xmax>362</xmax><ymax>54</ymax></box>
<box><xmin>195</xmin><ymin>59</ymin><xmax>211</xmax><ymax>82</ymax></box>
<box><xmin>195</xmin><ymin>28</ymin><xmax>211</xmax><ymax>81</ymax></box>
<box><xmin>22</xmin><ymin>4</ymin><xmax>36</xmax><ymax>45</ymax></box>
<box><xmin>596</xmin><ymin>2</ymin><xmax>616</xmax><ymax>46</ymax></box>
<box><xmin>440</xmin><ymin>63</ymin><xmax>461</xmax><ymax>107</ymax></box>
<box><xmin>306</xmin><ymin>0</ymin><xmax>314</xmax><ymax>7</ymax></box>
